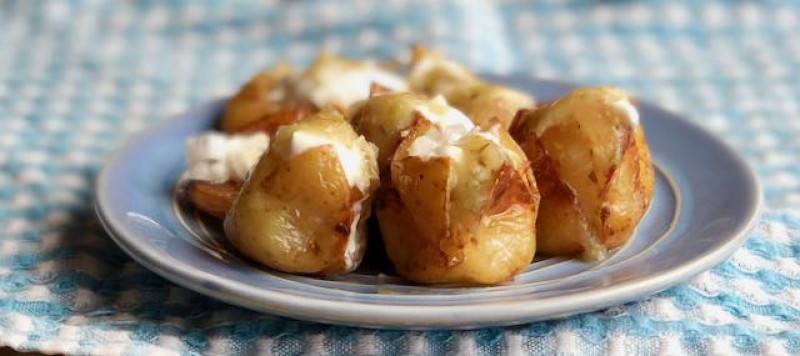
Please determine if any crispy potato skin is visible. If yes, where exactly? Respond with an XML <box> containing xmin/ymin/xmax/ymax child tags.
<box><xmin>446</xmin><ymin>84</ymin><xmax>535</xmax><ymax>130</ymax></box>
<box><xmin>224</xmin><ymin>110</ymin><xmax>379</xmax><ymax>274</ymax></box>
<box><xmin>510</xmin><ymin>87</ymin><xmax>655</xmax><ymax>260</ymax></box>
<box><xmin>408</xmin><ymin>46</ymin><xmax>534</xmax><ymax>130</ymax></box>
<box><xmin>350</xmin><ymin>92</ymin><xmax>429</xmax><ymax>171</ymax></box>
<box><xmin>184</xmin><ymin>180</ymin><xmax>239</xmax><ymax>218</ymax></box>
<box><xmin>221</xmin><ymin>64</ymin><xmax>296</xmax><ymax>133</ymax></box>
<box><xmin>236</xmin><ymin>105</ymin><xmax>315</xmax><ymax>136</ymax></box>
<box><xmin>376</xmin><ymin>122</ymin><xmax>539</xmax><ymax>285</ymax></box>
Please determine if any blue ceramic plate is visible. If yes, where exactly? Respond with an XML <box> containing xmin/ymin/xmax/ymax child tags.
<box><xmin>95</xmin><ymin>77</ymin><xmax>760</xmax><ymax>329</ymax></box>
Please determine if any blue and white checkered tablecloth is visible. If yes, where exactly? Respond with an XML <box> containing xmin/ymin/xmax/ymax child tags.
<box><xmin>1</xmin><ymin>0</ymin><xmax>800</xmax><ymax>355</ymax></box>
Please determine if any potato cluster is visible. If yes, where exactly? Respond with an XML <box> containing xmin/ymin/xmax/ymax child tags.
<box><xmin>180</xmin><ymin>47</ymin><xmax>654</xmax><ymax>285</ymax></box>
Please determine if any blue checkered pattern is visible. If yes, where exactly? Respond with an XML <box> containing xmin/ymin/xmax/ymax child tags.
<box><xmin>1</xmin><ymin>0</ymin><xmax>799</xmax><ymax>354</ymax></box>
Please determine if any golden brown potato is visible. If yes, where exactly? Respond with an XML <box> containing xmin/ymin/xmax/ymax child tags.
<box><xmin>236</xmin><ymin>105</ymin><xmax>316</xmax><ymax>136</ymax></box>
<box><xmin>446</xmin><ymin>84</ymin><xmax>535</xmax><ymax>130</ymax></box>
<box><xmin>510</xmin><ymin>87</ymin><xmax>654</xmax><ymax>261</ymax></box>
<box><xmin>224</xmin><ymin>109</ymin><xmax>380</xmax><ymax>274</ymax></box>
<box><xmin>350</xmin><ymin>92</ymin><xmax>428</xmax><ymax>171</ymax></box>
<box><xmin>184</xmin><ymin>180</ymin><xmax>239</xmax><ymax>218</ymax></box>
<box><xmin>376</xmin><ymin>120</ymin><xmax>539</xmax><ymax>285</ymax></box>
<box><xmin>350</xmin><ymin>92</ymin><xmax>476</xmax><ymax>171</ymax></box>
<box><xmin>293</xmin><ymin>53</ymin><xmax>408</xmax><ymax>111</ymax></box>
<box><xmin>408</xmin><ymin>46</ymin><xmax>534</xmax><ymax>130</ymax></box>
<box><xmin>408</xmin><ymin>45</ymin><xmax>479</xmax><ymax>97</ymax></box>
<box><xmin>221</xmin><ymin>63</ymin><xmax>295</xmax><ymax>133</ymax></box>
<box><xmin>222</xmin><ymin>53</ymin><xmax>407</xmax><ymax>135</ymax></box>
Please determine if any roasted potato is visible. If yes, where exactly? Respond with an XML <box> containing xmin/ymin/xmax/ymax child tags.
<box><xmin>221</xmin><ymin>63</ymin><xmax>297</xmax><ymax>133</ymax></box>
<box><xmin>183</xmin><ymin>180</ymin><xmax>239</xmax><ymax>218</ymax></box>
<box><xmin>293</xmin><ymin>53</ymin><xmax>408</xmax><ymax>111</ymax></box>
<box><xmin>222</xmin><ymin>54</ymin><xmax>407</xmax><ymax>134</ymax></box>
<box><xmin>510</xmin><ymin>87</ymin><xmax>654</xmax><ymax>261</ymax></box>
<box><xmin>408</xmin><ymin>46</ymin><xmax>534</xmax><ymax>130</ymax></box>
<box><xmin>407</xmin><ymin>45</ymin><xmax>479</xmax><ymax>98</ymax></box>
<box><xmin>446</xmin><ymin>84</ymin><xmax>535</xmax><ymax>130</ymax></box>
<box><xmin>376</xmin><ymin>120</ymin><xmax>539</xmax><ymax>285</ymax></box>
<box><xmin>182</xmin><ymin>131</ymin><xmax>269</xmax><ymax>218</ymax></box>
<box><xmin>184</xmin><ymin>132</ymin><xmax>269</xmax><ymax>184</ymax></box>
<box><xmin>236</xmin><ymin>105</ymin><xmax>316</xmax><ymax>136</ymax></box>
<box><xmin>224</xmin><ymin>109</ymin><xmax>380</xmax><ymax>274</ymax></box>
<box><xmin>350</xmin><ymin>92</ymin><xmax>475</xmax><ymax>171</ymax></box>
<box><xmin>350</xmin><ymin>92</ymin><xmax>428</xmax><ymax>171</ymax></box>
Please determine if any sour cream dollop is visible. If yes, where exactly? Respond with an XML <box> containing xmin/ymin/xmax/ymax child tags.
<box><xmin>294</xmin><ymin>57</ymin><xmax>408</xmax><ymax>109</ymax></box>
<box><xmin>185</xmin><ymin>132</ymin><xmax>269</xmax><ymax>183</ymax></box>
<box><xmin>286</xmin><ymin>130</ymin><xmax>373</xmax><ymax>194</ymax></box>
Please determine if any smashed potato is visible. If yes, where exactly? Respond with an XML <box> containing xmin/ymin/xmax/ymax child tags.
<box><xmin>376</xmin><ymin>120</ymin><xmax>539</xmax><ymax>285</ymax></box>
<box><xmin>351</xmin><ymin>92</ymin><xmax>474</xmax><ymax>171</ymax></box>
<box><xmin>222</xmin><ymin>54</ymin><xmax>408</xmax><ymax>135</ymax></box>
<box><xmin>236</xmin><ymin>105</ymin><xmax>316</xmax><ymax>136</ymax></box>
<box><xmin>293</xmin><ymin>53</ymin><xmax>408</xmax><ymax>111</ymax></box>
<box><xmin>408</xmin><ymin>46</ymin><xmax>534</xmax><ymax>130</ymax></box>
<box><xmin>184</xmin><ymin>180</ymin><xmax>238</xmax><ymax>218</ymax></box>
<box><xmin>510</xmin><ymin>87</ymin><xmax>654</xmax><ymax>260</ymax></box>
<box><xmin>446</xmin><ymin>84</ymin><xmax>536</xmax><ymax>131</ymax></box>
<box><xmin>350</xmin><ymin>92</ymin><xmax>429</xmax><ymax>170</ymax></box>
<box><xmin>180</xmin><ymin>48</ymin><xmax>660</xmax><ymax>284</ymax></box>
<box><xmin>224</xmin><ymin>109</ymin><xmax>379</xmax><ymax>274</ymax></box>
<box><xmin>221</xmin><ymin>63</ymin><xmax>297</xmax><ymax>133</ymax></box>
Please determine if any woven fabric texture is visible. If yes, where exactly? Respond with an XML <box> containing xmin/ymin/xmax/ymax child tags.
<box><xmin>1</xmin><ymin>0</ymin><xmax>799</xmax><ymax>355</ymax></box>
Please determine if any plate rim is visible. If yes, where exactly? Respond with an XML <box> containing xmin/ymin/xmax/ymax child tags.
<box><xmin>94</xmin><ymin>78</ymin><xmax>762</xmax><ymax>329</ymax></box>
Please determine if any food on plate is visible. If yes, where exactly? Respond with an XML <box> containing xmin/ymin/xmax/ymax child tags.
<box><xmin>510</xmin><ymin>87</ymin><xmax>654</xmax><ymax>260</ymax></box>
<box><xmin>177</xmin><ymin>47</ymin><xmax>655</xmax><ymax>284</ymax></box>
<box><xmin>221</xmin><ymin>54</ymin><xmax>407</xmax><ymax>134</ymax></box>
<box><xmin>224</xmin><ymin>109</ymin><xmax>380</xmax><ymax>274</ymax></box>
<box><xmin>234</xmin><ymin>104</ymin><xmax>316</xmax><ymax>136</ymax></box>
<box><xmin>183</xmin><ymin>180</ymin><xmax>239</xmax><ymax>218</ymax></box>
<box><xmin>189</xmin><ymin>54</ymin><xmax>404</xmax><ymax>219</ymax></box>
<box><xmin>220</xmin><ymin>63</ymin><xmax>303</xmax><ymax>133</ymax></box>
<box><xmin>293</xmin><ymin>53</ymin><xmax>408</xmax><ymax>110</ymax></box>
<box><xmin>375</xmin><ymin>112</ymin><xmax>539</xmax><ymax>285</ymax></box>
<box><xmin>184</xmin><ymin>131</ymin><xmax>269</xmax><ymax>183</ymax></box>
<box><xmin>351</xmin><ymin>93</ymin><xmax>476</xmax><ymax>171</ymax></box>
<box><xmin>180</xmin><ymin>131</ymin><xmax>268</xmax><ymax>217</ymax></box>
<box><xmin>408</xmin><ymin>46</ymin><xmax>534</xmax><ymax>130</ymax></box>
